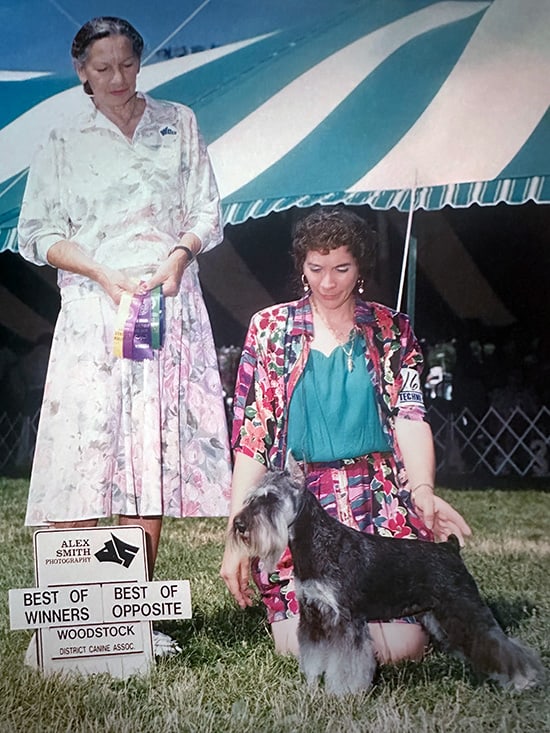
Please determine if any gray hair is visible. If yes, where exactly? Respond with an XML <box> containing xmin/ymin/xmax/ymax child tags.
<box><xmin>71</xmin><ymin>17</ymin><xmax>144</xmax><ymax>67</ymax></box>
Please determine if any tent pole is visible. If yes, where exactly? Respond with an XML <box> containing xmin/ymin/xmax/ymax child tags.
<box><xmin>396</xmin><ymin>188</ymin><xmax>416</xmax><ymax>315</ymax></box>
<box><xmin>406</xmin><ymin>235</ymin><xmax>417</xmax><ymax>327</ymax></box>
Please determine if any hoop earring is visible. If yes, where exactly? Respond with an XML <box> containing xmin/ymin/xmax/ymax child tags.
<box><xmin>301</xmin><ymin>274</ymin><xmax>310</xmax><ymax>293</ymax></box>
<box><xmin>357</xmin><ymin>278</ymin><xmax>365</xmax><ymax>295</ymax></box>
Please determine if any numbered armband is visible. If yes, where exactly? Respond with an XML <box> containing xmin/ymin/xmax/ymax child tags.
<box><xmin>397</xmin><ymin>367</ymin><xmax>425</xmax><ymax>409</ymax></box>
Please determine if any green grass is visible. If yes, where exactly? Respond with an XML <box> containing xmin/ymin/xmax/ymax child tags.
<box><xmin>0</xmin><ymin>478</ymin><xmax>548</xmax><ymax>732</ymax></box>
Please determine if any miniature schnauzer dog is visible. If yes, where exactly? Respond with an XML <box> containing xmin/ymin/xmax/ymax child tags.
<box><xmin>230</xmin><ymin>456</ymin><xmax>545</xmax><ymax>695</ymax></box>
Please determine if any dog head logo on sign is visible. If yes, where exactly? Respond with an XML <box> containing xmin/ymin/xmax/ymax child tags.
<box><xmin>94</xmin><ymin>533</ymin><xmax>139</xmax><ymax>568</ymax></box>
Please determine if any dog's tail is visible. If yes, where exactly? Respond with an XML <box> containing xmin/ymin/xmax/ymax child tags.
<box><xmin>446</xmin><ymin>534</ymin><xmax>462</xmax><ymax>553</ymax></box>
<box><xmin>455</xmin><ymin>621</ymin><xmax>544</xmax><ymax>691</ymax></box>
<box><xmin>424</xmin><ymin>610</ymin><xmax>545</xmax><ymax>691</ymax></box>
<box><xmin>472</xmin><ymin>628</ymin><xmax>546</xmax><ymax>691</ymax></box>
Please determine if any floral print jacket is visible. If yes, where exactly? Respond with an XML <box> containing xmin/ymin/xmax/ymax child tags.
<box><xmin>232</xmin><ymin>295</ymin><xmax>427</xmax><ymax>474</ymax></box>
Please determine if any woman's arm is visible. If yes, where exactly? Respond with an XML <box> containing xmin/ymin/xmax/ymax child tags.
<box><xmin>18</xmin><ymin>134</ymin><xmax>136</xmax><ymax>304</ymax></box>
<box><xmin>45</xmin><ymin>239</ymin><xmax>138</xmax><ymax>305</ymax></box>
<box><xmin>220</xmin><ymin>452</ymin><xmax>267</xmax><ymax>608</ymax></box>
<box><xmin>182</xmin><ymin>111</ymin><xmax>223</xmax><ymax>254</ymax></box>
<box><xmin>394</xmin><ymin>417</ymin><xmax>436</xmax><ymax>494</ymax></box>
<box><xmin>394</xmin><ymin>417</ymin><xmax>471</xmax><ymax>544</ymax></box>
<box><xmin>143</xmin><ymin>232</ymin><xmax>202</xmax><ymax>297</ymax></box>
<box><xmin>144</xmin><ymin>107</ymin><xmax>221</xmax><ymax>297</ymax></box>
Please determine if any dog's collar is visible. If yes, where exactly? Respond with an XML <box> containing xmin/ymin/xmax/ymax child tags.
<box><xmin>287</xmin><ymin>491</ymin><xmax>307</xmax><ymax>528</ymax></box>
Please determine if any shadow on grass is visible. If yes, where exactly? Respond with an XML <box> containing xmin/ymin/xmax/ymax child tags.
<box><xmin>485</xmin><ymin>596</ymin><xmax>539</xmax><ymax>632</ymax></box>
<box><xmin>154</xmin><ymin>602</ymin><xmax>271</xmax><ymax>666</ymax></box>
<box><xmin>154</xmin><ymin>597</ymin><xmax>544</xmax><ymax>694</ymax></box>
<box><xmin>159</xmin><ymin>596</ymin><xmax>539</xmax><ymax>648</ymax></box>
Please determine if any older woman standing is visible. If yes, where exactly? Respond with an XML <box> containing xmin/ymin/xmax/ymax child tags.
<box><xmin>18</xmin><ymin>18</ymin><xmax>231</xmax><ymax>591</ymax></box>
<box><xmin>221</xmin><ymin>207</ymin><xmax>471</xmax><ymax>662</ymax></box>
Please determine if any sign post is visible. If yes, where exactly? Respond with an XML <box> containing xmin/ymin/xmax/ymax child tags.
<box><xmin>9</xmin><ymin>526</ymin><xmax>191</xmax><ymax>678</ymax></box>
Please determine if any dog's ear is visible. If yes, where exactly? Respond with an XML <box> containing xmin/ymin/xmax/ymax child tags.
<box><xmin>285</xmin><ymin>451</ymin><xmax>305</xmax><ymax>485</ymax></box>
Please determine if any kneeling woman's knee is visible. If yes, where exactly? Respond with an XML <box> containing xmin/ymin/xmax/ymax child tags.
<box><xmin>369</xmin><ymin>621</ymin><xmax>427</xmax><ymax>664</ymax></box>
<box><xmin>272</xmin><ymin>617</ymin><xmax>427</xmax><ymax>665</ymax></box>
<box><xmin>271</xmin><ymin>616</ymin><xmax>300</xmax><ymax>657</ymax></box>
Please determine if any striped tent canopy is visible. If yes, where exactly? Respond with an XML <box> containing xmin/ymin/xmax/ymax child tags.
<box><xmin>1</xmin><ymin>0</ymin><xmax>549</xmax><ymax>252</ymax></box>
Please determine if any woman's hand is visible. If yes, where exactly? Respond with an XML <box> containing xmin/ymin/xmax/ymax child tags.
<box><xmin>394</xmin><ymin>418</ymin><xmax>471</xmax><ymax>544</ymax></box>
<box><xmin>145</xmin><ymin>235</ymin><xmax>202</xmax><ymax>296</ymax></box>
<box><xmin>432</xmin><ymin>495</ymin><xmax>472</xmax><ymax>545</ymax></box>
<box><xmin>220</xmin><ymin>453</ymin><xmax>267</xmax><ymax>608</ymax></box>
<box><xmin>96</xmin><ymin>266</ymin><xmax>140</xmax><ymax>305</ymax></box>
<box><xmin>220</xmin><ymin>542</ymin><xmax>255</xmax><ymax>609</ymax></box>
<box><xmin>412</xmin><ymin>485</ymin><xmax>472</xmax><ymax>546</ymax></box>
<box><xmin>144</xmin><ymin>251</ymin><xmax>189</xmax><ymax>297</ymax></box>
<box><xmin>45</xmin><ymin>240</ymin><xmax>138</xmax><ymax>305</ymax></box>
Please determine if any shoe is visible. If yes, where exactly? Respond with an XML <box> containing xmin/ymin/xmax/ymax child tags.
<box><xmin>24</xmin><ymin>633</ymin><xmax>39</xmax><ymax>669</ymax></box>
<box><xmin>152</xmin><ymin>630</ymin><xmax>182</xmax><ymax>657</ymax></box>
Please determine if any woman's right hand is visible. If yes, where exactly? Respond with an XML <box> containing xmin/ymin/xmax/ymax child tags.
<box><xmin>221</xmin><ymin>453</ymin><xmax>268</xmax><ymax>609</ymax></box>
<box><xmin>45</xmin><ymin>241</ymin><xmax>139</xmax><ymax>305</ymax></box>
<box><xmin>220</xmin><ymin>542</ymin><xmax>255</xmax><ymax>609</ymax></box>
<box><xmin>96</xmin><ymin>266</ymin><xmax>141</xmax><ymax>305</ymax></box>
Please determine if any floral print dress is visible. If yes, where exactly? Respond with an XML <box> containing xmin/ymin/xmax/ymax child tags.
<box><xmin>18</xmin><ymin>94</ymin><xmax>231</xmax><ymax>524</ymax></box>
<box><xmin>231</xmin><ymin>295</ymin><xmax>433</xmax><ymax>622</ymax></box>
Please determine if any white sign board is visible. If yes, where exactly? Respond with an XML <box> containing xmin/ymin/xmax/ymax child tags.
<box><xmin>9</xmin><ymin>580</ymin><xmax>192</xmax><ymax>628</ymax></box>
<box><xmin>10</xmin><ymin>526</ymin><xmax>192</xmax><ymax>679</ymax></box>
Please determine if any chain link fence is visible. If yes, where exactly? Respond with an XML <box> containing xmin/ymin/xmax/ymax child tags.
<box><xmin>0</xmin><ymin>410</ymin><xmax>40</xmax><ymax>475</ymax></box>
<box><xmin>428</xmin><ymin>405</ymin><xmax>550</xmax><ymax>478</ymax></box>
<box><xmin>2</xmin><ymin>403</ymin><xmax>549</xmax><ymax>480</ymax></box>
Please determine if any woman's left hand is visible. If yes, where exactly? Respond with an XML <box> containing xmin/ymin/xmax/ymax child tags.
<box><xmin>143</xmin><ymin>251</ymin><xmax>189</xmax><ymax>297</ymax></box>
<box><xmin>412</xmin><ymin>486</ymin><xmax>472</xmax><ymax>545</ymax></box>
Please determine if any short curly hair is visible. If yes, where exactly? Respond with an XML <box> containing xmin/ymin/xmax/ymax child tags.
<box><xmin>292</xmin><ymin>207</ymin><xmax>376</xmax><ymax>287</ymax></box>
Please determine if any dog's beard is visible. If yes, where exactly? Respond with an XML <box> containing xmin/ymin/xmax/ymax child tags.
<box><xmin>232</xmin><ymin>509</ymin><xmax>290</xmax><ymax>572</ymax></box>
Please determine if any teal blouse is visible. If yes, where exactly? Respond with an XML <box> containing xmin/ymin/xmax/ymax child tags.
<box><xmin>287</xmin><ymin>333</ymin><xmax>391</xmax><ymax>462</ymax></box>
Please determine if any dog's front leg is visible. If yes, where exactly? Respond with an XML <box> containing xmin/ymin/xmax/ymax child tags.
<box><xmin>322</xmin><ymin>620</ymin><xmax>378</xmax><ymax>695</ymax></box>
<box><xmin>298</xmin><ymin>604</ymin><xmax>378</xmax><ymax>696</ymax></box>
<box><xmin>297</xmin><ymin>610</ymin><xmax>329</xmax><ymax>689</ymax></box>
<box><xmin>298</xmin><ymin>635</ymin><xmax>329</xmax><ymax>689</ymax></box>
